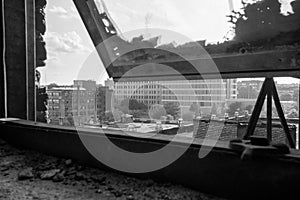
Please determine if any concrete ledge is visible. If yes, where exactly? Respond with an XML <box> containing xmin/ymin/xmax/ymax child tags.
<box><xmin>1</xmin><ymin>119</ymin><xmax>300</xmax><ymax>199</ymax></box>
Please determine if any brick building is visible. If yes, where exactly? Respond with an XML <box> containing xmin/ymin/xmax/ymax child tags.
<box><xmin>47</xmin><ymin>86</ymin><xmax>96</xmax><ymax>126</ymax></box>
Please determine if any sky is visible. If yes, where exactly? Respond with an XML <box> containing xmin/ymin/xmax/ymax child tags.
<box><xmin>39</xmin><ymin>0</ymin><xmax>299</xmax><ymax>86</ymax></box>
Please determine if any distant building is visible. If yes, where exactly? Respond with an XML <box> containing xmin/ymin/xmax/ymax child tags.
<box><xmin>114</xmin><ymin>81</ymin><xmax>162</xmax><ymax>106</ymax></box>
<box><xmin>226</xmin><ymin>79</ymin><xmax>238</xmax><ymax>99</ymax></box>
<box><xmin>233</xmin><ymin>80</ymin><xmax>299</xmax><ymax>116</ymax></box>
<box><xmin>161</xmin><ymin>79</ymin><xmax>235</xmax><ymax>114</ymax></box>
<box><xmin>104</xmin><ymin>78</ymin><xmax>115</xmax><ymax>90</ymax></box>
<box><xmin>96</xmin><ymin>85</ymin><xmax>114</xmax><ymax>119</ymax></box>
<box><xmin>276</xmin><ymin>83</ymin><xmax>299</xmax><ymax>101</ymax></box>
<box><xmin>114</xmin><ymin>79</ymin><xmax>237</xmax><ymax>115</ymax></box>
<box><xmin>74</xmin><ymin>80</ymin><xmax>97</xmax><ymax>91</ymax></box>
<box><xmin>237</xmin><ymin>80</ymin><xmax>263</xmax><ymax>99</ymax></box>
<box><xmin>237</xmin><ymin>80</ymin><xmax>263</xmax><ymax>91</ymax></box>
<box><xmin>47</xmin><ymin>80</ymin><xmax>97</xmax><ymax>126</ymax></box>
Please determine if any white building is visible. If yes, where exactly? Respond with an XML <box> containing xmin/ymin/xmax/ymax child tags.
<box><xmin>114</xmin><ymin>79</ymin><xmax>237</xmax><ymax>115</ymax></box>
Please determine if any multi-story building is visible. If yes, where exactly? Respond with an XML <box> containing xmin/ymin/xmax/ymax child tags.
<box><xmin>237</xmin><ymin>80</ymin><xmax>263</xmax><ymax>90</ymax></box>
<box><xmin>96</xmin><ymin>85</ymin><xmax>114</xmax><ymax>118</ymax></box>
<box><xmin>114</xmin><ymin>81</ymin><xmax>162</xmax><ymax>106</ymax></box>
<box><xmin>74</xmin><ymin>80</ymin><xmax>97</xmax><ymax>91</ymax></box>
<box><xmin>114</xmin><ymin>79</ymin><xmax>237</xmax><ymax>115</ymax></box>
<box><xmin>104</xmin><ymin>78</ymin><xmax>115</xmax><ymax>90</ymax></box>
<box><xmin>47</xmin><ymin>80</ymin><xmax>97</xmax><ymax>126</ymax></box>
<box><xmin>226</xmin><ymin>79</ymin><xmax>238</xmax><ymax>99</ymax></box>
<box><xmin>74</xmin><ymin>80</ymin><xmax>97</xmax><ymax>123</ymax></box>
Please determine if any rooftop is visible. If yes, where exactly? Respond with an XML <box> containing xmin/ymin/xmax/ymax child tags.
<box><xmin>48</xmin><ymin>87</ymin><xmax>87</xmax><ymax>91</ymax></box>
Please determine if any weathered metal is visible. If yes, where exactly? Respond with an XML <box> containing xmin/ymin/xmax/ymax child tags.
<box><xmin>72</xmin><ymin>0</ymin><xmax>300</xmax><ymax>81</ymax></box>
<box><xmin>110</xmin><ymin>50</ymin><xmax>300</xmax><ymax>81</ymax></box>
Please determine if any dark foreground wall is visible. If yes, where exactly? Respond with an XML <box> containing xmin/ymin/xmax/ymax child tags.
<box><xmin>1</xmin><ymin>119</ymin><xmax>300</xmax><ymax>199</ymax></box>
<box><xmin>3</xmin><ymin>0</ymin><xmax>27</xmax><ymax>119</ymax></box>
<box><xmin>2</xmin><ymin>0</ymin><xmax>47</xmax><ymax>119</ymax></box>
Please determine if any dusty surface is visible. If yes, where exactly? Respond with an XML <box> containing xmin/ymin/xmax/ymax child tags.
<box><xmin>0</xmin><ymin>139</ymin><xmax>225</xmax><ymax>200</ymax></box>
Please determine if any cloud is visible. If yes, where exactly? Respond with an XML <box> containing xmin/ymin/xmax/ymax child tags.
<box><xmin>45</xmin><ymin>31</ymin><xmax>91</xmax><ymax>54</ymax></box>
<box><xmin>48</xmin><ymin>6</ymin><xmax>79</xmax><ymax>19</ymax></box>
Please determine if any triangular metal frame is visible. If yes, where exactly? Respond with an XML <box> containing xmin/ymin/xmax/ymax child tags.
<box><xmin>243</xmin><ymin>78</ymin><xmax>295</xmax><ymax>148</ymax></box>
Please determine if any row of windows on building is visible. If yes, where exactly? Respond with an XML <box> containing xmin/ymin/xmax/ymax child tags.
<box><xmin>114</xmin><ymin>93</ymin><xmax>224</xmax><ymax>100</ymax></box>
<box><xmin>48</xmin><ymin>105</ymin><xmax>95</xmax><ymax>110</ymax></box>
<box><xmin>115</xmin><ymin>89</ymin><xmax>227</xmax><ymax>95</ymax></box>
<box><xmin>48</xmin><ymin>99</ymin><xmax>95</xmax><ymax>104</ymax></box>
<box><xmin>49</xmin><ymin>111</ymin><xmax>95</xmax><ymax>118</ymax></box>
<box><xmin>115</xmin><ymin>79</ymin><xmax>235</xmax><ymax>85</ymax></box>
<box><xmin>48</xmin><ymin>91</ymin><xmax>95</xmax><ymax>97</ymax></box>
<box><xmin>161</xmin><ymin>100</ymin><xmax>213</xmax><ymax>107</ymax></box>
<box><xmin>115</xmin><ymin>84</ymin><xmax>227</xmax><ymax>90</ymax></box>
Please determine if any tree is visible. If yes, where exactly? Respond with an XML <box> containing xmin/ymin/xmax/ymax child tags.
<box><xmin>227</xmin><ymin>102</ymin><xmax>242</xmax><ymax>116</ymax></box>
<box><xmin>119</xmin><ymin>98</ymin><xmax>148</xmax><ymax>114</ymax></box>
<box><xmin>182</xmin><ymin>111</ymin><xmax>194</xmax><ymax>121</ymax></box>
<box><xmin>67</xmin><ymin>114</ymin><xmax>74</xmax><ymax>126</ymax></box>
<box><xmin>119</xmin><ymin>99</ymin><xmax>130</xmax><ymax>113</ymax></box>
<box><xmin>293</xmin><ymin>89</ymin><xmax>299</xmax><ymax>101</ymax></box>
<box><xmin>47</xmin><ymin>83</ymin><xmax>58</xmax><ymax>89</ymax></box>
<box><xmin>102</xmin><ymin>110</ymin><xmax>123</xmax><ymax>122</ymax></box>
<box><xmin>245</xmin><ymin>104</ymin><xmax>254</xmax><ymax>113</ymax></box>
<box><xmin>149</xmin><ymin>104</ymin><xmax>166</xmax><ymax>120</ymax></box>
<box><xmin>189</xmin><ymin>102</ymin><xmax>200</xmax><ymax>116</ymax></box>
<box><xmin>103</xmin><ymin>111</ymin><xmax>114</xmax><ymax>122</ymax></box>
<box><xmin>211</xmin><ymin>103</ymin><xmax>218</xmax><ymax>115</ymax></box>
<box><xmin>237</xmin><ymin>86</ymin><xmax>258</xmax><ymax>99</ymax></box>
<box><xmin>287</xmin><ymin>110</ymin><xmax>298</xmax><ymax>119</ymax></box>
<box><xmin>164</xmin><ymin>102</ymin><xmax>180</xmax><ymax>118</ymax></box>
<box><xmin>280</xmin><ymin>93</ymin><xmax>293</xmax><ymax>101</ymax></box>
<box><xmin>128</xmin><ymin>99</ymin><xmax>147</xmax><ymax>111</ymax></box>
<box><xmin>130</xmin><ymin>110</ymin><xmax>148</xmax><ymax>118</ymax></box>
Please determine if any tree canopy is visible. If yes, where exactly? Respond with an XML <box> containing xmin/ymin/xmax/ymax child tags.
<box><xmin>164</xmin><ymin>102</ymin><xmax>180</xmax><ymax>118</ymax></box>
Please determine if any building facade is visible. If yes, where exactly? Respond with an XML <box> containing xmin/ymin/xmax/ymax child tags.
<box><xmin>114</xmin><ymin>79</ymin><xmax>237</xmax><ymax>115</ymax></box>
<box><xmin>96</xmin><ymin>85</ymin><xmax>114</xmax><ymax>118</ymax></box>
<box><xmin>105</xmin><ymin>78</ymin><xmax>115</xmax><ymax>90</ymax></box>
<box><xmin>47</xmin><ymin>80</ymin><xmax>97</xmax><ymax>126</ymax></box>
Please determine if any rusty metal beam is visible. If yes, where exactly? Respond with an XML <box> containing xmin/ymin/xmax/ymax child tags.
<box><xmin>111</xmin><ymin>50</ymin><xmax>300</xmax><ymax>81</ymax></box>
<box><xmin>72</xmin><ymin>1</ymin><xmax>300</xmax><ymax>81</ymax></box>
<box><xmin>72</xmin><ymin>0</ymin><xmax>112</xmax><ymax>72</ymax></box>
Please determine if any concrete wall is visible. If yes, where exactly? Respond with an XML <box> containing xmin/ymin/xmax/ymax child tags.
<box><xmin>1</xmin><ymin>119</ymin><xmax>300</xmax><ymax>199</ymax></box>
